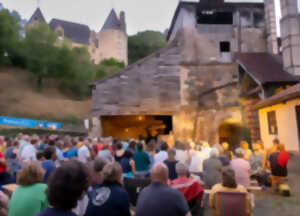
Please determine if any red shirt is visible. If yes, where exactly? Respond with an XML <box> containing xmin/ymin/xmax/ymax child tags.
<box><xmin>0</xmin><ymin>153</ymin><xmax>6</xmax><ymax>173</ymax></box>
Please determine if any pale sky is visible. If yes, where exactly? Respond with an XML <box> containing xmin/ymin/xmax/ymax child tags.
<box><xmin>0</xmin><ymin>0</ymin><xmax>283</xmax><ymax>35</ymax></box>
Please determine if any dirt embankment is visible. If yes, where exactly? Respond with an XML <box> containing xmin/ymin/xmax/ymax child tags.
<box><xmin>0</xmin><ymin>67</ymin><xmax>91</xmax><ymax>121</ymax></box>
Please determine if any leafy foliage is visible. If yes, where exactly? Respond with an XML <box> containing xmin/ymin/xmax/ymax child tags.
<box><xmin>95</xmin><ymin>58</ymin><xmax>125</xmax><ymax>80</ymax></box>
<box><xmin>128</xmin><ymin>31</ymin><xmax>167</xmax><ymax>64</ymax></box>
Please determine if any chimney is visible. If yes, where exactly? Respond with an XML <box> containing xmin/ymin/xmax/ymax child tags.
<box><xmin>120</xmin><ymin>11</ymin><xmax>126</xmax><ymax>34</ymax></box>
<box><xmin>264</xmin><ymin>0</ymin><xmax>278</xmax><ymax>54</ymax></box>
<box><xmin>280</xmin><ymin>0</ymin><xmax>300</xmax><ymax>75</ymax></box>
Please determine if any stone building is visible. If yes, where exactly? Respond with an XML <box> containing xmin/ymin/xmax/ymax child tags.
<box><xmin>91</xmin><ymin>0</ymin><xmax>300</xmax><ymax>150</ymax></box>
<box><xmin>27</xmin><ymin>8</ymin><xmax>128</xmax><ymax>65</ymax></box>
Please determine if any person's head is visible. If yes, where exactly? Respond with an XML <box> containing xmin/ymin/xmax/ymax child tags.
<box><xmin>17</xmin><ymin>133</ymin><xmax>23</xmax><ymax>140</ymax></box>
<box><xmin>30</xmin><ymin>139</ymin><xmax>38</xmax><ymax>147</ymax></box>
<box><xmin>235</xmin><ymin>148</ymin><xmax>245</xmax><ymax>158</ymax></box>
<box><xmin>252</xmin><ymin>143</ymin><xmax>260</xmax><ymax>153</ymax></box>
<box><xmin>257</xmin><ymin>140</ymin><xmax>264</xmax><ymax>150</ymax></box>
<box><xmin>91</xmin><ymin>158</ymin><xmax>108</xmax><ymax>185</ymax></box>
<box><xmin>36</xmin><ymin>151</ymin><xmax>45</xmax><ymax>161</ymax></box>
<box><xmin>222</xmin><ymin>167</ymin><xmax>237</xmax><ymax>188</ymax></box>
<box><xmin>210</xmin><ymin>148</ymin><xmax>219</xmax><ymax>158</ymax></box>
<box><xmin>240</xmin><ymin>141</ymin><xmax>249</xmax><ymax>150</ymax></box>
<box><xmin>124</xmin><ymin>150</ymin><xmax>133</xmax><ymax>159</ymax></box>
<box><xmin>273</xmin><ymin>138</ymin><xmax>280</xmax><ymax>146</ymax></box>
<box><xmin>175</xmin><ymin>162</ymin><xmax>189</xmax><ymax>177</ymax></box>
<box><xmin>278</xmin><ymin>144</ymin><xmax>285</xmax><ymax>152</ymax></box>
<box><xmin>147</xmin><ymin>139</ymin><xmax>156</xmax><ymax>152</ymax></box>
<box><xmin>160</xmin><ymin>142</ymin><xmax>169</xmax><ymax>151</ymax></box>
<box><xmin>79</xmin><ymin>137</ymin><xmax>84</xmax><ymax>142</ymax></box>
<box><xmin>102</xmin><ymin>162</ymin><xmax>123</xmax><ymax>184</ymax></box>
<box><xmin>129</xmin><ymin>140</ymin><xmax>137</xmax><ymax>149</ymax></box>
<box><xmin>137</xmin><ymin>142</ymin><xmax>144</xmax><ymax>152</ymax></box>
<box><xmin>150</xmin><ymin>162</ymin><xmax>169</xmax><ymax>185</ymax></box>
<box><xmin>116</xmin><ymin>142</ymin><xmax>123</xmax><ymax>150</ymax></box>
<box><xmin>44</xmin><ymin>146</ymin><xmax>57</xmax><ymax>161</ymax></box>
<box><xmin>17</xmin><ymin>161</ymin><xmax>45</xmax><ymax>186</ymax></box>
<box><xmin>47</xmin><ymin>161</ymin><xmax>89</xmax><ymax>211</ymax></box>
<box><xmin>13</xmin><ymin>140</ymin><xmax>19</xmax><ymax>148</ymax></box>
<box><xmin>167</xmin><ymin>148</ymin><xmax>176</xmax><ymax>161</ymax></box>
<box><xmin>222</xmin><ymin>142</ymin><xmax>229</xmax><ymax>151</ymax></box>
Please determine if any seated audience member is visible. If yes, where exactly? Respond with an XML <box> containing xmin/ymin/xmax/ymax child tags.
<box><xmin>85</xmin><ymin>162</ymin><xmax>131</xmax><ymax>216</ymax></box>
<box><xmin>121</xmin><ymin>150</ymin><xmax>136</xmax><ymax>178</ymax></box>
<box><xmin>41</xmin><ymin>146</ymin><xmax>57</xmax><ymax>183</ymax></box>
<box><xmin>164</xmin><ymin>148</ymin><xmax>178</xmax><ymax>180</ymax></box>
<box><xmin>5</xmin><ymin>140</ymin><xmax>21</xmax><ymax>180</ymax></box>
<box><xmin>90</xmin><ymin>158</ymin><xmax>108</xmax><ymax>187</ymax></box>
<box><xmin>146</xmin><ymin>140</ymin><xmax>156</xmax><ymax>168</ymax></box>
<box><xmin>97</xmin><ymin>143</ymin><xmax>112</xmax><ymax>161</ymax></box>
<box><xmin>250</xmin><ymin>143</ymin><xmax>264</xmax><ymax>185</ymax></box>
<box><xmin>63</xmin><ymin>140</ymin><xmax>78</xmax><ymax>159</ymax></box>
<box><xmin>133</xmin><ymin>143</ymin><xmax>151</xmax><ymax>177</ymax></box>
<box><xmin>127</xmin><ymin>141</ymin><xmax>137</xmax><ymax>155</ymax></box>
<box><xmin>171</xmin><ymin>162</ymin><xmax>203</xmax><ymax>209</ymax></box>
<box><xmin>0</xmin><ymin>190</ymin><xmax>8</xmax><ymax>216</ymax></box>
<box><xmin>36</xmin><ymin>161</ymin><xmax>89</xmax><ymax>216</ymax></box>
<box><xmin>136</xmin><ymin>163</ymin><xmax>191</xmax><ymax>216</ymax></box>
<box><xmin>175</xmin><ymin>141</ymin><xmax>188</xmax><ymax>164</ymax></box>
<box><xmin>8</xmin><ymin>161</ymin><xmax>48</xmax><ymax>216</ymax></box>
<box><xmin>0</xmin><ymin>150</ymin><xmax>11</xmax><ymax>185</ymax></box>
<box><xmin>230</xmin><ymin>148</ymin><xmax>251</xmax><ymax>187</ymax></box>
<box><xmin>269</xmin><ymin>144</ymin><xmax>290</xmax><ymax>191</ymax></box>
<box><xmin>78</xmin><ymin>140</ymin><xmax>91</xmax><ymax>164</ymax></box>
<box><xmin>240</xmin><ymin>141</ymin><xmax>252</xmax><ymax>161</ymax></box>
<box><xmin>203</xmin><ymin>148</ymin><xmax>222</xmax><ymax>188</ymax></box>
<box><xmin>114</xmin><ymin>142</ymin><xmax>125</xmax><ymax>163</ymax></box>
<box><xmin>268</xmin><ymin>138</ymin><xmax>279</xmax><ymax>156</ymax></box>
<box><xmin>209</xmin><ymin>167</ymin><xmax>251</xmax><ymax>216</ymax></box>
<box><xmin>257</xmin><ymin>140</ymin><xmax>267</xmax><ymax>168</ymax></box>
<box><xmin>21</xmin><ymin>138</ymin><xmax>38</xmax><ymax>161</ymax></box>
<box><xmin>154</xmin><ymin>142</ymin><xmax>169</xmax><ymax>164</ymax></box>
<box><xmin>222</xmin><ymin>142</ymin><xmax>233</xmax><ymax>160</ymax></box>
<box><xmin>189</xmin><ymin>145</ymin><xmax>204</xmax><ymax>178</ymax></box>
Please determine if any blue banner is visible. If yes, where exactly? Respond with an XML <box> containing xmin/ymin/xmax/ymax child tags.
<box><xmin>0</xmin><ymin>116</ymin><xmax>61</xmax><ymax>130</ymax></box>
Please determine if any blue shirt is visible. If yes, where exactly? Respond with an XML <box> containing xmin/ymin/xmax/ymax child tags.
<box><xmin>41</xmin><ymin>160</ymin><xmax>56</xmax><ymax>182</ymax></box>
<box><xmin>63</xmin><ymin>148</ymin><xmax>78</xmax><ymax>159</ymax></box>
<box><xmin>86</xmin><ymin>182</ymin><xmax>130</xmax><ymax>216</ymax></box>
<box><xmin>36</xmin><ymin>208</ymin><xmax>76</xmax><ymax>216</ymax></box>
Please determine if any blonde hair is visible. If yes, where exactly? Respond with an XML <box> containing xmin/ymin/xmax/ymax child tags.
<box><xmin>17</xmin><ymin>161</ymin><xmax>45</xmax><ymax>186</ymax></box>
<box><xmin>278</xmin><ymin>144</ymin><xmax>285</xmax><ymax>151</ymax></box>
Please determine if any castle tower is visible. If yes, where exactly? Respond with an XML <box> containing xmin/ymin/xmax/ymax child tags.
<box><xmin>280</xmin><ymin>0</ymin><xmax>300</xmax><ymax>75</ymax></box>
<box><xmin>264</xmin><ymin>0</ymin><xmax>278</xmax><ymax>54</ymax></box>
<box><xmin>27</xmin><ymin>7</ymin><xmax>46</xmax><ymax>27</ymax></box>
<box><xmin>92</xmin><ymin>9</ymin><xmax>128</xmax><ymax>65</ymax></box>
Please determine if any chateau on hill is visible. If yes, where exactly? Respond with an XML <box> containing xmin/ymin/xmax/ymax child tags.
<box><xmin>27</xmin><ymin>8</ymin><xmax>128</xmax><ymax>65</ymax></box>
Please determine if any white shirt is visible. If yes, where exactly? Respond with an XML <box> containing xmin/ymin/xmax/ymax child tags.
<box><xmin>21</xmin><ymin>144</ymin><xmax>36</xmax><ymax>161</ymax></box>
<box><xmin>78</xmin><ymin>145</ymin><xmax>90</xmax><ymax>163</ymax></box>
<box><xmin>154</xmin><ymin>151</ymin><xmax>168</xmax><ymax>163</ymax></box>
<box><xmin>189</xmin><ymin>151</ymin><xmax>204</xmax><ymax>173</ymax></box>
<box><xmin>176</xmin><ymin>149</ymin><xmax>188</xmax><ymax>163</ymax></box>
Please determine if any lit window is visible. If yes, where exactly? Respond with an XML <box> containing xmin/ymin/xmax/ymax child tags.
<box><xmin>267</xmin><ymin>111</ymin><xmax>278</xmax><ymax>135</ymax></box>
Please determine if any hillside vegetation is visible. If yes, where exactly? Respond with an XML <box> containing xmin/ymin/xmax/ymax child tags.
<box><xmin>0</xmin><ymin>67</ymin><xmax>90</xmax><ymax>121</ymax></box>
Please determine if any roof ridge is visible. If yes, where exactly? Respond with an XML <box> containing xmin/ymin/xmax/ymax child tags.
<box><xmin>50</xmin><ymin>18</ymin><xmax>90</xmax><ymax>29</ymax></box>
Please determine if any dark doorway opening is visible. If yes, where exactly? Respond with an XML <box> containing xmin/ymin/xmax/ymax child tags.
<box><xmin>219</xmin><ymin>122</ymin><xmax>243</xmax><ymax>150</ymax></box>
<box><xmin>295</xmin><ymin>106</ymin><xmax>300</xmax><ymax>149</ymax></box>
<box><xmin>101</xmin><ymin>115</ymin><xmax>173</xmax><ymax>139</ymax></box>
<box><xmin>197</xmin><ymin>11</ymin><xmax>233</xmax><ymax>25</ymax></box>
<box><xmin>220</xmin><ymin>41</ymin><xmax>231</xmax><ymax>52</ymax></box>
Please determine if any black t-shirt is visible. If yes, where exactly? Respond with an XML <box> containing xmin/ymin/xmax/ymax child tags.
<box><xmin>164</xmin><ymin>160</ymin><xmax>178</xmax><ymax>180</ymax></box>
<box><xmin>136</xmin><ymin>182</ymin><xmax>189</xmax><ymax>216</ymax></box>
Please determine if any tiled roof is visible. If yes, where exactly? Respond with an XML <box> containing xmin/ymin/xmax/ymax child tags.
<box><xmin>101</xmin><ymin>9</ymin><xmax>123</xmax><ymax>31</ymax></box>
<box><xmin>235</xmin><ymin>53</ymin><xmax>300</xmax><ymax>85</ymax></box>
<box><xmin>28</xmin><ymin>8</ymin><xmax>46</xmax><ymax>23</ymax></box>
<box><xmin>255</xmin><ymin>83</ymin><xmax>300</xmax><ymax>109</ymax></box>
<box><xmin>49</xmin><ymin>19</ymin><xmax>91</xmax><ymax>45</ymax></box>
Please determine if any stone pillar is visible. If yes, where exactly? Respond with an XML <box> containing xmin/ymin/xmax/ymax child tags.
<box><xmin>91</xmin><ymin>116</ymin><xmax>102</xmax><ymax>138</ymax></box>
<box><xmin>264</xmin><ymin>0</ymin><xmax>279</xmax><ymax>54</ymax></box>
<box><xmin>280</xmin><ymin>0</ymin><xmax>300</xmax><ymax>75</ymax></box>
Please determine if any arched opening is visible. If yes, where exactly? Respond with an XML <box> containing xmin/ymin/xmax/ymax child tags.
<box><xmin>218</xmin><ymin>121</ymin><xmax>251</xmax><ymax>151</ymax></box>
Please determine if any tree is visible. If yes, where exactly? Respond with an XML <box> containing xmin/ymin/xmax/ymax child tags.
<box><xmin>0</xmin><ymin>9</ymin><xmax>20</xmax><ymax>65</ymax></box>
<box><xmin>95</xmin><ymin>58</ymin><xmax>125</xmax><ymax>80</ymax></box>
<box><xmin>128</xmin><ymin>31</ymin><xmax>167</xmax><ymax>64</ymax></box>
<box><xmin>24</xmin><ymin>23</ymin><xmax>58</xmax><ymax>88</ymax></box>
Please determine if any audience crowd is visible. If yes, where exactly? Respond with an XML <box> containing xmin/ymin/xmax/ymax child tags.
<box><xmin>0</xmin><ymin>134</ymin><xmax>290</xmax><ymax>216</ymax></box>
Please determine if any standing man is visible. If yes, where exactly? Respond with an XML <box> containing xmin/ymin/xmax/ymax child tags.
<box><xmin>136</xmin><ymin>163</ymin><xmax>191</xmax><ymax>216</ymax></box>
<box><xmin>78</xmin><ymin>140</ymin><xmax>91</xmax><ymax>163</ymax></box>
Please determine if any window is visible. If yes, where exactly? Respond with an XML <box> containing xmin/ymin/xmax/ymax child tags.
<box><xmin>220</xmin><ymin>41</ymin><xmax>230</xmax><ymax>52</ymax></box>
<box><xmin>197</xmin><ymin>11</ymin><xmax>233</xmax><ymax>25</ymax></box>
<box><xmin>267</xmin><ymin>111</ymin><xmax>278</xmax><ymax>135</ymax></box>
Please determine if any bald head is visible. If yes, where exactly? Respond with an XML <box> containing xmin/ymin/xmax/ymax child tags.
<box><xmin>150</xmin><ymin>162</ymin><xmax>169</xmax><ymax>185</ymax></box>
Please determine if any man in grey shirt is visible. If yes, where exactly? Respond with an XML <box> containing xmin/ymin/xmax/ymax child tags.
<box><xmin>136</xmin><ymin>162</ymin><xmax>191</xmax><ymax>216</ymax></box>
